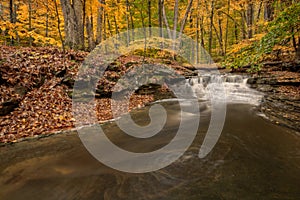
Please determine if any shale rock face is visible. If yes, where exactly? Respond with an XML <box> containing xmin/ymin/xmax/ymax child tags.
<box><xmin>261</xmin><ymin>95</ymin><xmax>300</xmax><ymax>130</ymax></box>
<box><xmin>247</xmin><ymin>70</ymin><xmax>300</xmax><ymax>131</ymax></box>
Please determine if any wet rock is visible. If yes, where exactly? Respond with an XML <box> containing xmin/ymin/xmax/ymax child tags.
<box><xmin>247</xmin><ymin>72</ymin><xmax>300</xmax><ymax>131</ymax></box>
<box><xmin>256</xmin><ymin>85</ymin><xmax>275</xmax><ymax>92</ymax></box>
<box><xmin>260</xmin><ymin>95</ymin><xmax>300</xmax><ymax>131</ymax></box>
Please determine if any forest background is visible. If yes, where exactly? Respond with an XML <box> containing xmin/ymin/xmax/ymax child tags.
<box><xmin>0</xmin><ymin>0</ymin><xmax>299</xmax><ymax>69</ymax></box>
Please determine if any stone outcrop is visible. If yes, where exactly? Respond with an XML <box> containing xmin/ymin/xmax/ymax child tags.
<box><xmin>247</xmin><ymin>71</ymin><xmax>300</xmax><ymax>131</ymax></box>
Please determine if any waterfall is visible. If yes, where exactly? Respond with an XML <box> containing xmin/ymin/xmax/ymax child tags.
<box><xmin>179</xmin><ymin>74</ymin><xmax>263</xmax><ymax>106</ymax></box>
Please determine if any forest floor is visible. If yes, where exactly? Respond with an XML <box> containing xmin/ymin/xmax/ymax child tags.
<box><xmin>0</xmin><ymin>45</ymin><xmax>299</xmax><ymax>143</ymax></box>
<box><xmin>0</xmin><ymin>46</ymin><xmax>195</xmax><ymax>143</ymax></box>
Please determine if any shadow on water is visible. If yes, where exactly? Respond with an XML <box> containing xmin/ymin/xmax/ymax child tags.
<box><xmin>0</xmin><ymin>101</ymin><xmax>299</xmax><ymax>200</ymax></box>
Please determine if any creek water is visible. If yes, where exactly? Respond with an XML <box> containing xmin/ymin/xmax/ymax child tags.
<box><xmin>0</xmin><ymin>75</ymin><xmax>299</xmax><ymax>200</ymax></box>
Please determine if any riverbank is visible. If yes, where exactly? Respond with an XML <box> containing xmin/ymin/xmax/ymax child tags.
<box><xmin>235</xmin><ymin>62</ymin><xmax>300</xmax><ymax>131</ymax></box>
<box><xmin>0</xmin><ymin>46</ymin><xmax>192</xmax><ymax>143</ymax></box>
<box><xmin>1</xmin><ymin>45</ymin><xmax>299</xmax><ymax>143</ymax></box>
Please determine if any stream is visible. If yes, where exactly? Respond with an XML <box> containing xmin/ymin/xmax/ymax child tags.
<box><xmin>0</xmin><ymin>75</ymin><xmax>299</xmax><ymax>200</ymax></box>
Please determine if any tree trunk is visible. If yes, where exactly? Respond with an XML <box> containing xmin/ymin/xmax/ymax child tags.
<box><xmin>224</xmin><ymin>0</ymin><xmax>230</xmax><ymax>53</ymax></box>
<box><xmin>208</xmin><ymin>0</ymin><xmax>215</xmax><ymax>55</ymax></box>
<box><xmin>218</xmin><ymin>17</ymin><xmax>224</xmax><ymax>56</ymax></box>
<box><xmin>179</xmin><ymin>0</ymin><xmax>194</xmax><ymax>35</ymax></box>
<box><xmin>103</xmin><ymin>11</ymin><xmax>106</xmax><ymax>41</ymax></box>
<box><xmin>96</xmin><ymin>0</ymin><xmax>104</xmax><ymax>44</ymax></box>
<box><xmin>240</xmin><ymin>11</ymin><xmax>247</xmax><ymax>39</ymax></box>
<box><xmin>86</xmin><ymin>16</ymin><xmax>95</xmax><ymax>51</ymax></box>
<box><xmin>82</xmin><ymin>0</ymin><xmax>86</xmax><ymax>50</ymax></box>
<box><xmin>296</xmin><ymin>47</ymin><xmax>300</xmax><ymax>61</ymax></box>
<box><xmin>53</xmin><ymin>0</ymin><xmax>65</xmax><ymax>53</ymax></box>
<box><xmin>200</xmin><ymin>16</ymin><xmax>205</xmax><ymax>48</ymax></box>
<box><xmin>106</xmin><ymin>14</ymin><xmax>113</xmax><ymax>36</ymax></box>
<box><xmin>148</xmin><ymin>0</ymin><xmax>152</xmax><ymax>36</ymax></box>
<box><xmin>162</xmin><ymin>0</ymin><xmax>172</xmax><ymax>38</ymax></box>
<box><xmin>255</xmin><ymin>0</ymin><xmax>263</xmax><ymax>34</ymax></box>
<box><xmin>45</xmin><ymin>0</ymin><xmax>49</xmax><ymax>37</ymax></box>
<box><xmin>296</xmin><ymin>46</ymin><xmax>300</xmax><ymax>61</ymax></box>
<box><xmin>113</xmin><ymin>15</ymin><xmax>119</xmax><ymax>35</ymax></box>
<box><xmin>196</xmin><ymin>0</ymin><xmax>200</xmax><ymax>63</ymax></box>
<box><xmin>234</xmin><ymin>23</ymin><xmax>238</xmax><ymax>43</ymax></box>
<box><xmin>158</xmin><ymin>0</ymin><xmax>163</xmax><ymax>37</ymax></box>
<box><xmin>212</xmin><ymin>19</ymin><xmax>224</xmax><ymax>56</ymax></box>
<box><xmin>292</xmin><ymin>30</ymin><xmax>300</xmax><ymax>61</ymax></box>
<box><xmin>9</xmin><ymin>0</ymin><xmax>15</xmax><ymax>45</ymax></box>
<box><xmin>264</xmin><ymin>0</ymin><xmax>274</xmax><ymax>21</ymax></box>
<box><xmin>128</xmin><ymin>3</ymin><xmax>135</xmax><ymax>41</ymax></box>
<box><xmin>60</xmin><ymin>0</ymin><xmax>84</xmax><ymax>50</ymax></box>
<box><xmin>28</xmin><ymin>0</ymin><xmax>32</xmax><ymax>46</ymax></box>
<box><xmin>246</xmin><ymin>1</ymin><xmax>254</xmax><ymax>39</ymax></box>
<box><xmin>125</xmin><ymin>0</ymin><xmax>130</xmax><ymax>44</ymax></box>
<box><xmin>9</xmin><ymin>0</ymin><xmax>14</xmax><ymax>23</ymax></box>
<box><xmin>173</xmin><ymin>0</ymin><xmax>179</xmax><ymax>40</ymax></box>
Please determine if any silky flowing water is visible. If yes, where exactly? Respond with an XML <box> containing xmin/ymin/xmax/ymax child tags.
<box><xmin>0</xmin><ymin>75</ymin><xmax>299</xmax><ymax>200</ymax></box>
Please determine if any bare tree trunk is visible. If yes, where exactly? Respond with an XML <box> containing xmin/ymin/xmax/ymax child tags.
<box><xmin>200</xmin><ymin>16</ymin><xmax>205</xmax><ymax>48</ymax></box>
<box><xmin>218</xmin><ymin>17</ymin><xmax>224</xmax><ymax>55</ymax></box>
<box><xmin>53</xmin><ymin>0</ymin><xmax>65</xmax><ymax>53</ymax></box>
<box><xmin>103</xmin><ymin>10</ymin><xmax>107</xmax><ymax>40</ymax></box>
<box><xmin>246</xmin><ymin>1</ymin><xmax>254</xmax><ymax>39</ymax></box>
<box><xmin>28</xmin><ymin>0</ymin><xmax>32</xmax><ymax>46</ymax></box>
<box><xmin>212</xmin><ymin>20</ymin><xmax>224</xmax><ymax>56</ymax></box>
<box><xmin>162</xmin><ymin>0</ymin><xmax>172</xmax><ymax>38</ymax></box>
<box><xmin>196</xmin><ymin>0</ymin><xmax>200</xmax><ymax>63</ymax></box>
<box><xmin>106</xmin><ymin>14</ymin><xmax>113</xmax><ymax>36</ymax></box>
<box><xmin>9</xmin><ymin>0</ymin><xmax>13</xmax><ymax>23</ymax></box>
<box><xmin>234</xmin><ymin>23</ymin><xmax>238</xmax><ymax>43</ymax></box>
<box><xmin>148</xmin><ymin>0</ymin><xmax>152</xmax><ymax>36</ymax></box>
<box><xmin>60</xmin><ymin>0</ymin><xmax>84</xmax><ymax>49</ymax></box>
<box><xmin>113</xmin><ymin>15</ymin><xmax>119</xmax><ymax>35</ymax></box>
<box><xmin>173</xmin><ymin>0</ymin><xmax>179</xmax><ymax>38</ymax></box>
<box><xmin>128</xmin><ymin>3</ymin><xmax>135</xmax><ymax>41</ymax></box>
<box><xmin>45</xmin><ymin>0</ymin><xmax>49</xmax><ymax>37</ymax></box>
<box><xmin>9</xmin><ymin>0</ymin><xmax>14</xmax><ymax>45</ymax></box>
<box><xmin>13</xmin><ymin>3</ymin><xmax>19</xmax><ymax>45</ymax></box>
<box><xmin>240</xmin><ymin>11</ymin><xmax>247</xmax><ymax>39</ymax></box>
<box><xmin>224</xmin><ymin>0</ymin><xmax>230</xmax><ymax>54</ymax></box>
<box><xmin>125</xmin><ymin>0</ymin><xmax>130</xmax><ymax>44</ymax></box>
<box><xmin>158</xmin><ymin>0</ymin><xmax>163</xmax><ymax>38</ymax></box>
<box><xmin>86</xmin><ymin>0</ymin><xmax>95</xmax><ymax>50</ymax></box>
<box><xmin>256</xmin><ymin>1</ymin><xmax>263</xmax><ymax>22</ymax></box>
<box><xmin>208</xmin><ymin>0</ymin><xmax>215</xmax><ymax>55</ymax></box>
<box><xmin>179</xmin><ymin>0</ymin><xmax>194</xmax><ymax>35</ymax></box>
<box><xmin>255</xmin><ymin>0</ymin><xmax>263</xmax><ymax>34</ymax></box>
<box><xmin>82</xmin><ymin>0</ymin><xmax>86</xmax><ymax>50</ymax></box>
<box><xmin>96</xmin><ymin>0</ymin><xmax>104</xmax><ymax>44</ymax></box>
<box><xmin>86</xmin><ymin>16</ymin><xmax>95</xmax><ymax>51</ymax></box>
<box><xmin>264</xmin><ymin>0</ymin><xmax>274</xmax><ymax>21</ymax></box>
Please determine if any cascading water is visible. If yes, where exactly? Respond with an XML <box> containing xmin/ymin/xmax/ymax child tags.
<box><xmin>187</xmin><ymin>74</ymin><xmax>263</xmax><ymax>106</ymax></box>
